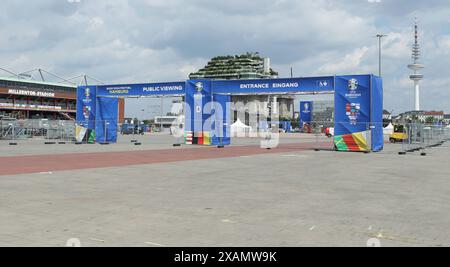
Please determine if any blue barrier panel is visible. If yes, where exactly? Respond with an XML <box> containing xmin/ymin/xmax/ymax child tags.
<box><xmin>371</xmin><ymin>75</ymin><xmax>384</xmax><ymax>152</ymax></box>
<box><xmin>95</xmin><ymin>97</ymin><xmax>118</xmax><ymax>143</ymax></box>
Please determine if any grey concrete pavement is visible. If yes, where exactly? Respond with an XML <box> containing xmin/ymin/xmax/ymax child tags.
<box><xmin>0</xmin><ymin>140</ymin><xmax>449</xmax><ymax>247</ymax></box>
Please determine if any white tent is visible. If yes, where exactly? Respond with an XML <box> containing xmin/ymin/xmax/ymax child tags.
<box><xmin>383</xmin><ymin>123</ymin><xmax>394</xmax><ymax>135</ymax></box>
<box><xmin>231</xmin><ymin>119</ymin><xmax>252</xmax><ymax>137</ymax></box>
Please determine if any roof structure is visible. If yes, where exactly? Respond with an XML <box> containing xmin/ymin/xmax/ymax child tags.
<box><xmin>0</xmin><ymin>67</ymin><xmax>104</xmax><ymax>87</ymax></box>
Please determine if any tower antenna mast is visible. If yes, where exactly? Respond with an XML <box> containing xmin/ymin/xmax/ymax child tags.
<box><xmin>408</xmin><ymin>17</ymin><xmax>424</xmax><ymax>111</ymax></box>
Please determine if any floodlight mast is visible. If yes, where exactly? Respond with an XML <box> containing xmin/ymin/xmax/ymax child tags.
<box><xmin>375</xmin><ymin>34</ymin><xmax>388</xmax><ymax>77</ymax></box>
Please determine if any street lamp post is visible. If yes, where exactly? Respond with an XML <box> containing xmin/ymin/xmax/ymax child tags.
<box><xmin>160</xmin><ymin>97</ymin><xmax>164</xmax><ymax>132</ymax></box>
<box><xmin>376</xmin><ymin>34</ymin><xmax>387</xmax><ymax>77</ymax></box>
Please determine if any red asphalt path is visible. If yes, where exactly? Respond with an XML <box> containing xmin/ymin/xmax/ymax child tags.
<box><xmin>0</xmin><ymin>142</ymin><xmax>332</xmax><ymax>176</ymax></box>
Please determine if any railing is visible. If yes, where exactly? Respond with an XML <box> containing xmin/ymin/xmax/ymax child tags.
<box><xmin>400</xmin><ymin>123</ymin><xmax>450</xmax><ymax>153</ymax></box>
<box><xmin>0</xmin><ymin>118</ymin><xmax>76</xmax><ymax>141</ymax></box>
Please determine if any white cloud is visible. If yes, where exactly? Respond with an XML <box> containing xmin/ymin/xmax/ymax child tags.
<box><xmin>318</xmin><ymin>47</ymin><xmax>370</xmax><ymax>74</ymax></box>
<box><xmin>382</xmin><ymin>31</ymin><xmax>411</xmax><ymax>59</ymax></box>
<box><xmin>0</xmin><ymin>0</ymin><xmax>449</xmax><ymax>114</ymax></box>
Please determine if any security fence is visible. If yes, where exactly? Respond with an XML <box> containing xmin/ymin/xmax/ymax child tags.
<box><xmin>0</xmin><ymin>118</ymin><xmax>76</xmax><ymax>141</ymax></box>
<box><xmin>3</xmin><ymin>117</ymin><xmax>449</xmax><ymax>153</ymax></box>
<box><xmin>400</xmin><ymin>123</ymin><xmax>450</xmax><ymax>153</ymax></box>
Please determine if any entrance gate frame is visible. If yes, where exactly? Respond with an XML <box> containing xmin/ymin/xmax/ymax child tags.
<box><xmin>76</xmin><ymin>74</ymin><xmax>384</xmax><ymax>152</ymax></box>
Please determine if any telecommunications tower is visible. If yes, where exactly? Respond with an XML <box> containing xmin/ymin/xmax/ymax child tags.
<box><xmin>408</xmin><ymin>19</ymin><xmax>424</xmax><ymax>111</ymax></box>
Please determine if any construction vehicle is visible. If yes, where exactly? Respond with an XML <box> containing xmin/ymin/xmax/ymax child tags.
<box><xmin>390</xmin><ymin>125</ymin><xmax>408</xmax><ymax>143</ymax></box>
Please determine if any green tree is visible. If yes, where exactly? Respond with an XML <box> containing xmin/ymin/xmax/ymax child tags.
<box><xmin>425</xmin><ymin>117</ymin><xmax>435</xmax><ymax>124</ymax></box>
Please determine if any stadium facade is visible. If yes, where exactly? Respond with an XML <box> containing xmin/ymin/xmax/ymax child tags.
<box><xmin>0</xmin><ymin>75</ymin><xmax>125</xmax><ymax>121</ymax></box>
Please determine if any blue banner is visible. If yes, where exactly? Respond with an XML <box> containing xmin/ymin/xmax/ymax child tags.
<box><xmin>335</xmin><ymin>75</ymin><xmax>371</xmax><ymax>135</ymax></box>
<box><xmin>334</xmin><ymin>75</ymin><xmax>372</xmax><ymax>152</ymax></box>
<box><xmin>185</xmin><ymin>80</ymin><xmax>212</xmax><ymax>134</ymax></box>
<box><xmin>95</xmin><ymin>97</ymin><xmax>118</xmax><ymax>143</ymax></box>
<box><xmin>185</xmin><ymin>80</ymin><xmax>232</xmax><ymax>145</ymax></box>
<box><xmin>96</xmin><ymin>82</ymin><xmax>186</xmax><ymax>97</ymax></box>
<box><xmin>76</xmin><ymin>86</ymin><xmax>97</xmax><ymax>130</ymax></box>
<box><xmin>300</xmin><ymin>101</ymin><xmax>313</xmax><ymax>126</ymax></box>
<box><xmin>371</xmin><ymin>76</ymin><xmax>384</xmax><ymax>152</ymax></box>
<box><xmin>93</xmin><ymin>78</ymin><xmax>334</xmax><ymax>97</ymax></box>
<box><xmin>211</xmin><ymin>77</ymin><xmax>334</xmax><ymax>94</ymax></box>
<box><xmin>211</xmin><ymin>94</ymin><xmax>231</xmax><ymax>145</ymax></box>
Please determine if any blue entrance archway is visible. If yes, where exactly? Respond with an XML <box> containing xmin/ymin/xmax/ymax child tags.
<box><xmin>76</xmin><ymin>74</ymin><xmax>383</xmax><ymax>152</ymax></box>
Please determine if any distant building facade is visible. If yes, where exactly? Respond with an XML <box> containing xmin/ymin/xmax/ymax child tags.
<box><xmin>443</xmin><ymin>114</ymin><xmax>450</xmax><ymax>125</ymax></box>
<box><xmin>189</xmin><ymin>53</ymin><xmax>293</xmax><ymax>130</ymax></box>
<box><xmin>419</xmin><ymin>111</ymin><xmax>444</xmax><ymax>122</ymax></box>
<box><xmin>393</xmin><ymin>110</ymin><xmax>445</xmax><ymax>123</ymax></box>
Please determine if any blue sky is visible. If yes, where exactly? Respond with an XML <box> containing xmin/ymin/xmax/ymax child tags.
<box><xmin>1</xmin><ymin>0</ymin><xmax>449</xmax><ymax>117</ymax></box>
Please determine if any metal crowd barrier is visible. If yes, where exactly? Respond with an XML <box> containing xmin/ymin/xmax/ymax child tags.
<box><xmin>400</xmin><ymin>123</ymin><xmax>450</xmax><ymax>154</ymax></box>
<box><xmin>0</xmin><ymin>119</ymin><xmax>76</xmax><ymax>141</ymax></box>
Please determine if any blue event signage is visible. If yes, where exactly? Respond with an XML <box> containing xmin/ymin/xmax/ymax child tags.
<box><xmin>96</xmin><ymin>82</ymin><xmax>186</xmax><ymax>97</ymax></box>
<box><xmin>211</xmin><ymin>77</ymin><xmax>334</xmax><ymax>94</ymax></box>
<box><xmin>76</xmin><ymin>74</ymin><xmax>383</xmax><ymax>151</ymax></box>
<box><xmin>76</xmin><ymin>86</ymin><xmax>97</xmax><ymax>129</ymax></box>
<box><xmin>93</xmin><ymin>77</ymin><xmax>335</xmax><ymax>97</ymax></box>
<box><xmin>334</xmin><ymin>75</ymin><xmax>372</xmax><ymax>136</ymax></box>
<box><xmin>300</xmin><ymin>101</ymin><xmax>313</xmax><ymax>126</ymax></box>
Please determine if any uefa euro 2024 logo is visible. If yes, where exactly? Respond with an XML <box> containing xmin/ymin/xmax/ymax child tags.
<box><xmin>85</xmin><ymin>88</ymin><xmax>90</xmax><ymax>99</ymax></box>
<box><xmin>348</xmin><ymin>78</ymin><xmax>358</xmax><ymax>91</ymax></box>
<box><xmin>303</xmin><ymin>103</ymin><xmax>310</xmax><ymax>113</ymax></box>
<box><xmin>195</xmin><ymin>82</ymin><xmax>204</xmax><ymax>93</ymax></box>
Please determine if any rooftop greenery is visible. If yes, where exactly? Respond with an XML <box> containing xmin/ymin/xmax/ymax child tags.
<box><xmin>189</xmin><ymin>52</ymin><xmax>279</xmax><ymax>80</ymax></box>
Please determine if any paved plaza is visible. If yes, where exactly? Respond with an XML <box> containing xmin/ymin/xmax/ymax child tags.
<box><xmin>0</xmin><ymin>134</ymin><xmax>449</xmax><ymax>247</ymax></box>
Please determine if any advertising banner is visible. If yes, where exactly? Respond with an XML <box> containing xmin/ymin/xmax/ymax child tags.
<box><xmin>185</xmin><ymin>80</ymin><xmax>211</xmax><ymax>145</ymax></box>
<box><xmin>334</xmin><ymin>75</ymin><xmax>372</xmax><ymax>152</ymax></box>
<box><xmin>76</xmin><ymin>86</ymin><xmax>97</xmax><ymax>130</ymax></box>
<box><xmin>300</xmin><ymin>101</ymin><xmax>313</xmax><ymax>126</ymax></box>
<box><xmin>96</xmin><ymin>82</ymin><xmax>185</xmax><ymax>97</ymax></box>
<box><xmin>212</xmin><ymin>77</ymin><xmax>334</xmax><ymax>94</ymax></box>
<box><xmin>185</xmin><ymin>80</ymin><xmax>231</xmax><ymax>146</ymax></box>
